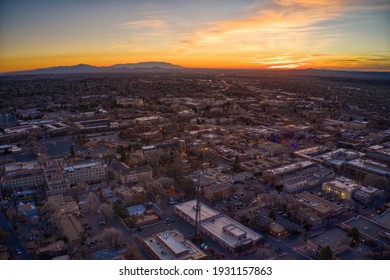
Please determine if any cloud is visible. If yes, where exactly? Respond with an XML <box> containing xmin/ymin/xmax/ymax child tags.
<box><xmin>116</xmin><ymin>19</ymin><xmax>167</xmax><ymax>29</ymax></box>
<box><xmin>251</xmin><ymin>52</ymin><xmax>390</xmax><ymax>69</ymax></box>
<box><xmin>175</xmin><ymin>0</ymin><xmax>344</xmax><ymax>54</ymax></box>
<box><xmin>166</xmin><ymin>0</ymin><xmax>389</xmax><ymax>70</ymax></box>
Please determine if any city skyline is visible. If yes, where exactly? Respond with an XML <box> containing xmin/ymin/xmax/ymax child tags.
<box><xmin>1</xmin><ymin>0</ymin><xmax>390</xmax><ymax>72</ymax></box>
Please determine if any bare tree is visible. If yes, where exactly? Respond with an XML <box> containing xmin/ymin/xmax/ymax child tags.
<box><xmin>99</xmin><ymin>203</ymin><xmax>114</xmax><ymax>221</ymax></box>
<box><xmin>85</xmin><ymin>192</ymin><xmax>100</xmax><ymax>214</ymax></box>
<box><xmin>94</xmin><ymin>227</ymin><xmax>125</xmax><ymax>249</ymax></box>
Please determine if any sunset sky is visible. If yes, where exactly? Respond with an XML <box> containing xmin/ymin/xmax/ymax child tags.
<box><xmin>0</xmin><ymin>0</ymin><xmax>389</xmax><ymax>72</ymax></box>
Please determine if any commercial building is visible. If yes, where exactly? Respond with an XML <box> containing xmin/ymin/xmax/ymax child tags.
<box><xmin>3</xmin><ymin>124</ymin><xmax>40</xmax><ymax>136</ymax></box>
<box><xmin>44</xmin><ymin>165</ymin><xmax>71</xmax><ymax>196</ymax></box>
<box><xmin>343</xmin><ymin>159</ymin><xmax>390</xmax><ymax>179</ymax></box>
<box><xmin>174</xmin><ymin>200</ymin><xmax>262</xmax><ymax>255</ymax></box>
<box><xmin>75</xmin><ymin>119</ymin><xmax>118</xmax><ymax>131</ymax></box>
<box><xmin>62</xmin><ymin>160</ymin><xmax>106</xmax><ymax>185</ymax></box>
<box><xmin>375</xmin><ymin>210</ymin><xmax>390</xmax><ymax>229</ymax></box>
<box><xmin>306</xmin><ymin>227</ymin><xmax>349</xmax><ymax>257</ymax></box>
<box><xmin>203</xmin><ymin>181</ymin><xmax>233</xmax><ymax>201</ymax></box>
<box><xmin>342</xmin><ymin>216</ymin><xmax>390</xmax><ymax>248</ymax></box>
<box><xmin>109</xmin><ymin>161</ymin><xmax>153</xmax><ymax>184</ymax></box>
<box><xmin>322</xmin><ymin>177</ymin><xmax>360</xmax><ymax>200</ymax></box>
<box><xmin>363</xmin><ymin>143</ymin><xmax>390</xmax><ymax>165</ymax></box>
<box><xmin>296</xmin><ymin>191</ymin><xmax>343</xmax><ymax>219</ymax></box>
<box><xmin>262</xmin><ymin>160</ymin><xmax>315</xmax><ymax>181</ymax></box>
<box><xmin>322</xmin><ymin>176</ymin><xmax>383</xmax><ymax>203</ymax></box>
<box><xmin>278</xmin><ymin>165</ymin><xmax>335</xmax><ymax>193</ymax></box>
<box><xmin>1</xmin><ymin>161</ymin><xmax>45</xmax><ymax>193</ymax></box>
<box><xmin>143</xmin><ymin>229</ymin><xmax>207</xmax><ymax>260</ymax></box>
<box><xmin>352</xmin><ymin>185</ymin><xmax>383</xmax><ymax>204</ymax></box>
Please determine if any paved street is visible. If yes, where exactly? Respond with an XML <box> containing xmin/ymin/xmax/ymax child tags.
<box><xmin>0</xmin><ymin>210</ymin><xmax>31</xmax><ymax>260</ymax></box>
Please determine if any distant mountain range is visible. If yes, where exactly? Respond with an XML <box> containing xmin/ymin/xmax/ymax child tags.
<box><xmin>1</xmin><ymin>62</ymin><xmax>389</xmax><ymax>79</ymax></box>
<box><xmin>2</xmin><ymin>61</ymin><xmax>184</xmax><ymax>75</ymax></box>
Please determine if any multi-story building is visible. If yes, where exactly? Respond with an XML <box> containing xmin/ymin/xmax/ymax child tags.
<box><xmin>322</xmin><ymin>176</ymin><xmax>383</xmax><ymax>203</ymax></box>
<box><xmin>174</xmin><ymin>200</ymin><xmax>262</xmax><ymax>255</ymax></box>
<box><xmin>296</xmin><ymin>191</ymin><xmax>344</xmax><ymax>219</ymax></box>
<box><xmin>1</xmin><ymin>161</ymin><xmax>45</xmax><ymax>194</ymax></box>
<box><xmin>363</xmin><ymin>143</ymin><xmax>390</xmax><ymax>165</ymax></box>
<box><xmin>322</xmin><ymin>176</ymin><xmax>360</xmax><ymax>200</ymax></box>
<box><xmin>279</xmin><ymin>165</ymin><xmax>335</xmax><ymax>193</ymax></box>
<box><xmin>262</xmin><ymin>160</ymin><xmax>315</xmax><ymax>183</ymax></box>
<box><xmin>62</xmin><ymin>160</ymin><xmax>106</xmax><ymax>185</ymax></box>
<box><xmin>263</xmin><ymin>160</ymin><xmax>334</xmax><ymax>192</ymax></box>
<box><xmin>352</xmin><ymin>185</ymin><xmax>383</xmax><ymax>204</ymax></box>
<box><xmin>203</xmin><ymin>181</ymin><xmax>233</xmax><ymax>201</ymax></box>
<box><xmin>343</xmin><ymin>159</ymin><xmax>390</xmax><ymax>179</ymax></box>
<box><xmin>108</xmin><ymin>161</ymin><xmax>153</xmax><ymax>184</ymax></box>
<box><xmin>44</xmin><ymin>166</ymin><xmax>71</xmax><ymax>196</ymax></box>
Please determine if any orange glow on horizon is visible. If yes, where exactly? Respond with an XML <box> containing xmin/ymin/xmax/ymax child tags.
<box><xmin>1</xmin><ymin>0</ymin><xmax>389</xmax><ymax>72</ymax></box>
<box><xmin>2</xmin><ymin>52</ymin><xmax>390</xmax><ymax>72</ymax></box>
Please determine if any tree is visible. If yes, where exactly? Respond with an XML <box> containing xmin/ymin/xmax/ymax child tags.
<box><xmin>349</xmin><ymin>227</ymin><xmax>360</xmax><ymax>247</ymax></box>
<box><xmin>94</xmin><ymin>227</ymin><xmax>125</xmax><ymax>249</ymax></box>
<box><xmin>176</xmin><ymin>177</ymin><xmax>196</xmax><ymax>199</ymax></box>
<box><xmin>85</xmin><ymin>192</ymin><xmax>100</xmax><ymax>214</ymax></box>
<box><xmin>318</xmin><ymin>246</ymin><xmax>333</xmax><ymax>260</ymax></box>
<box><xmin>70</xmin><ymin>146</ymin><xmax>75</xmax><ymax>157</ymax></box>
<box><xmin>113</xmin><ymin>201</ymin><xmax>128</xmax><ymax>218</ymax></box>
<box><xmin>232</xmin><ymin>155</ymin><xmax>241</xmax><ymax>172</ymax></box>
<box><xmin>363</xmin><ymin>174</ymin><xmax>389</xmax><ymax>190</ymax></box>
<box><xmin>0</xmin><ymin>230</ymin><xmax>10</xmax><ymax>243</ymax></box>
<box><xmin>99</xmin><ymin>203</ymin><xmax>114</xmax><ymax>221</ymax></box>
<box><xmin>106</xmin><ymin>169</ymin><xmax>115</xmax><ymax>180</ymax></box>
<box><xmin>6</xmin><ymin>206</ymin><xmax>18</xmax><ymax>224</ymax></box>
<box><xmin>165</xmin><ymin>159</ymin><xmax>184</xmax><ymax>181</ymax></box>
<box><xmin>268</xmin><ymin>210</ymin><xmax>276</xmax><ymax>220</ymax></box>
<box><xmin>274</xmin><ymin>184</ymin><xmax>283</xmax><ymax>192</ymax></box>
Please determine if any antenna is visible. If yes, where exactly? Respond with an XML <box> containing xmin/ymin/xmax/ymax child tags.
<box><xmin>194</xmin><ymin>168</ymin><xmax>202</xmax><ymax>240</ymax></box>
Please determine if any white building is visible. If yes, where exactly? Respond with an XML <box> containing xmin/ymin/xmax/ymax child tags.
<box><xmin>174</xmin><ymin>200</ymin><xmax>262</xmax><ymax>254</ymax></box>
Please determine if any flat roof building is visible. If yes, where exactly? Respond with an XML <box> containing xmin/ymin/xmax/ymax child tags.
<box><xmin>343</xmin><ymin>216</ymin><xmax>390</xmax><ymax>248</ymax></box>
<box><xmin>143</xmin><ymin>229</ymin><xmax>207</xmax><ymax>260</ymax></box>
<box><xmin>174</xmin><ymin>200</ymin><xmax>263</xmax><ymax>255</ymax></box>
<box><xmin>322</xmin><ymin>176</ymin><xmax>360</xmax><ymax>200</ymax></box>
<box><xmin>201</xmin><ymin>215</ymin><xmax>262</xmax><ymax>254</ymax></box>
<box><xmin>62</xmin><ymin>159</ymin><xmax>106</xmax><ymax>185</ymax></box>
<box><xmin>375</xmin><ymin>210</ymin><xmax>390</xmax><ymax>229</ymax></box>
<box><xmin>174</xmin><ymin>199</ymin><xmax>220</xmax><ymax>225</ymax></box>
<box><xmin>306</xmin><ymin>227</ymin><xmax>349</xmax><ymax>258</ymax></box>
<box><xmin>344</xmin><ymin>159</ymin><xmax>390</xmax><ymax>178</ymax></box>
<box><xmin>296</xmin><ymin>191</ymin><xmax>343</xmax><ymax>218</ymax></box>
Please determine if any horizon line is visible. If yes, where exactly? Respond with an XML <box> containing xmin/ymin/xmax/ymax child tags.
<box><xmin>1</xmin><ymin>62</ymin><xmax>390</xmax><ymax>74</ymax></box>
